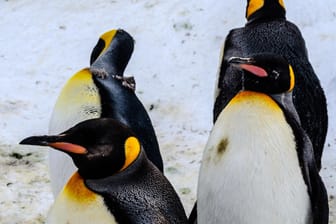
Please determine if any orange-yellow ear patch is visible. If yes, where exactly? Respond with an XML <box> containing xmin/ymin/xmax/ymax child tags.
<box><xmin>246</xmin><ymin>0</ymin><xmax>264</xmax><ymax>18</ymax></box>
<box><xmin>99</xmin><ymin>30</ymin><xmax>117</xmax><ymax>57</ymax></box>
<box><xmin>278</xmin><ymin>0</ymin><xmax>285</xmax><ymax>9</ymax></box>
<box><xmin>288</xmin><ymin>65</ymin><xmax>295</xmax><ymax>92</ymax></box>
<box><xmin>63</xmin><ymin>172</ymin><xmax>97</xmax><ymax>202</ymax></box>
<box><xmin>120</xmin><ymin>137</ymin><xmax>141</xmax><ymax>171</ymax></box>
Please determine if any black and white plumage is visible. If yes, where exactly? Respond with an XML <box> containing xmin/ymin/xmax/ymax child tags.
<box><xmin>21</xmin><ymin>118</ymin><xmax>188</xmax><ymax>224</ymax></box>
<box><xmin>214</xmin><ymin>0</ymin><xmax>328</xmax><ymax>170</ymax></box>
<box><xmin>196</xmin><ymin>54</ymin><xmax>328</xmax><ymax>224</ymax></box>
<box><xmin>49</xmin><ymin>29</ymin><xmax>163</xmax><ymax>197</ymax></box>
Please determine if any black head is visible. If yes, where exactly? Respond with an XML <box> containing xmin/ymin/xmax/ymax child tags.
<box><xmin>90</xmin><ymin>29</ymin><xmax>135</xmax><ymax>76</ymax></box>
<box><xmin>20</xmin><ymin>118</ymin><xmax>141</xmax><ymax>179</ymax></box>
<box><xmin>246</xmin><ymin>0</ymin><xmax>286</xmax><ymax>23</ymax></box>
<box><xmin>228</xmin><ymin>53</ymin><xmax>295</xmax><ymax>94</ymax></box>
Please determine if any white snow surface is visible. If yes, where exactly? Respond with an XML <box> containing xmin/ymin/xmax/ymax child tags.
<box><xmin>0</xmin><ymin>1</ymin><xmax>335</xmax><ymax>223</ymax></box>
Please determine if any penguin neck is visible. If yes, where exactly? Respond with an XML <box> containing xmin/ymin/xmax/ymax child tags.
<box><xmin>62</xmin><ymin>172</ymin><xmax>97</xmax><ymax>202</ymax></box>
<box><xmin>246</xmin><ymin>0</ymin><xmax>286</xmax><ymax>25</ymax></box>
<box><xmin>90</xmin><ymin>66</ymin><xmax>134</xmax><ymax>124</ymax></box>
<box><xmin>270</xmin><ymin>91</ymin><xmax>301</xmax><ymax>125</ymax></box>
<box><xmin>246</xmin><ymin>14</ymin><xmax>286</xmax><ymax>25</ymax></box>
<box><xmin>90</xmin><ymin>41</ymin><xmax>133</xmax><ymax>78</ymax></box>
<box><xmin>84</xmin><ymin>150</ymin><xmax>152</xmax><ymax>194</ymax></box>
<box><xmin>91</xmin><ymin>58</ymin><xmax>123</xmax><ymax>77</ymax></box>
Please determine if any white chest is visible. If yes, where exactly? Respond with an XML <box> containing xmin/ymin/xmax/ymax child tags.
<box><xmin>47</xmin><ymin>194</ymin><xmax>117</xmax><ymax>224</ymax></box>
<box><xmin>47</xmin><ymin>173</ymin><xmax>118</xmax><ymax>224</ymax></box>
<box><xmin>198</xmin><ymin>92</ymin><xmax>311</xmax><ymax>224</ymax></box>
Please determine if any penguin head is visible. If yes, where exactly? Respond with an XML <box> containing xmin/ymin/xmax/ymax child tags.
<box><xmin>21</xmin><ymin>118</ymin><xmax>141</xmax><ymax>179</ymax></box>
<box><xmin>90</xmin><ymin>29</ymin><xmax>135</xmax><ymax>76</ymax></box>
<box><xmin>246</xmin><ymin>0</ymin><xmax>286</xmax><ymax>23</ymax></box>
<box><xmin>228</xmin><ymin>53</ymin><xmax>295</xmax><ymax>94</ymax></box>
<box><xmin>49</xmin><ymin>29</ymin><xmax>135</xmax><ymax>134</ymax></box>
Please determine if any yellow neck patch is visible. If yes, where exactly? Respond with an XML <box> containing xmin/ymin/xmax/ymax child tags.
<box><xmin>52</xmin><ymin>68</ymin><xmax>100</xmax><ymax>111</ymax></box>
<box><xmin>49</xmin><ymin>68</ymin><xmax>101</xmax><ymax>133</ymax></box>
<box><xmin>228</xmin><ymin>91</ymin><xmax>280</xmax><ymax>112</ymax></box>
<box><xmin>120</xmin><ymin>137</ymin><xmax>141</xmax><ymax>171</ymax></box>
<box><xmin>246</xmin><ymin>0</ymin><xmax>264</xmax><ymax>18</ymax></box>
<box><xmin>99</xmin><ymin>30</ymin><xmax>117</xmax><ymax>58</ymax></box>
<box><xmin>288</xmin><ymin>65</ymin><xmax>295</xmax><ymax>92</ymax></box>
<box><xmin>63</xmin><ymin>172</ymin><xmax>97</xmax><ymax>202</ymax></box>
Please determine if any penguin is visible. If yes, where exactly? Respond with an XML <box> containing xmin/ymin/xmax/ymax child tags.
<box><xmin>196</xmin><ymin>54</ymin><xmax>328</xmax><ymax>224</ymax></box>
<box><xmin>49</xmin><ymin>29</ymin><xmax>163</xmax><ymax>197</ymax></box>
<box><xmin>214</xmin><ymin>0</ymin><xmax>328</xmax><ymax>170</ymax></box>
<box><xmin>20</xmin><ymin>118</ymin><xmax>188</xmax><ymax>224</ymax></box>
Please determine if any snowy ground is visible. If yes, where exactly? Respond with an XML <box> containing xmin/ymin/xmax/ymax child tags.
<box><xmin>0</xmin><ymin>1</ymin><xmax>335</xmax><ymax>223</ymax></box>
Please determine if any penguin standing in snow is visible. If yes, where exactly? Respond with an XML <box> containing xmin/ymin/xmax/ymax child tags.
<box><xmin>49</xmin><ymin>29</ymin><xmax>163</xmax><ymax>197</ymax></box>
<box><xmin>197</xmin><ymin>54</ymin><xmax>328</xmax><ymax>224</ymax></box>
<box><xmin>214</xmin><ymin>0</ymin><xmax>328</xmax><ymax>170</ymax></box>
<box><xmin>21</xmin><ymin>118</ymin><xmax>188</xmax><ymax>224</ymax></box>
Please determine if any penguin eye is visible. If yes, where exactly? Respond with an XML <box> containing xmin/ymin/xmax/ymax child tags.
<box><xmin>271</xmin><ymin>70</ymin><xmax>280</xmax><ymax>79</ymax></box>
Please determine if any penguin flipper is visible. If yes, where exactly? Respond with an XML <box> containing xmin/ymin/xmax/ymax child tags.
<box><xmin>286</xmin><ymin>111</ymin><xmax>329</xmax><ymax>224</ymax></box>
<box><xmin>188</xmin><ymin>202</ymin><xmax>197</xmax><ymax>224</ymax></box>
<box><xmin>301</xmin><ymin>134</ymin><xmax>329</xmax><ymax>224</ymax></box>
<box><xmin>307</xmin><ymin>161</ymin><xmax>329</xmax><ymax>224</ymax></box>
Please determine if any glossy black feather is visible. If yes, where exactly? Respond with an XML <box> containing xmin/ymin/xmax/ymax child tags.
<box><xmin>86</xmin><ymin>150</ymin><xmax>188</xmax><ymax>224</ymax></box>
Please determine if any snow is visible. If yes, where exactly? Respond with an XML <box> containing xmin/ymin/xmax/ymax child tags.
<box><xmin>0</xmin><ymin>0</ymin><xmax>335</xmax><ymax>223</ymax></box>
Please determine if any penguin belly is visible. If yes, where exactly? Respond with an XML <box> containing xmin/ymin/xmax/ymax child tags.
<box><xmin>198</xmin><ymin>91</ymin><xmax>312</xmax><ymax>224</ymax></box>
<box><xmin>49</xmin><ymin>69</ymin><xmax>101</xmax><ymax>197</ymax></box>
<box><xmin>47</xmin><ymin>172</ymin><xmax>117</xmax><ymax>224</ymax></box>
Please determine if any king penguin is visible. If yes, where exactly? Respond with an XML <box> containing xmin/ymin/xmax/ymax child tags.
<box><xmin>20</xmin><ymin>118</ymin><xmax>188</xmax><ymax>224</ymax></box>
<box><xmin>196</xmin><ymin>54</ymin><xmax>328</xmax><ymax>224</ymax></box>
<box><xmin>214</xmin><ymin>0</ymin><xmax>328</xmax><ymax>170</ymax></box>
<box><xmin>49</xmin><ymin>29</ymin><xmax>163</xmax><ymax>197</ymax></box>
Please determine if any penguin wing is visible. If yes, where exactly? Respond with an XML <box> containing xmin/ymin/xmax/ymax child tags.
<box><xmin>187</xmin><ymin>202</ymin><xmax>197</xmax><ymax>224</ymax></box>
<box><xmin>300</xmin><ymin>132</ymin><xmax>329</xmax><ymax>224</ymax></box>
<box><xmin>285</xmin><ymin>111</ymin><xmax>329</xmax><ymax>224</ymax></box>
